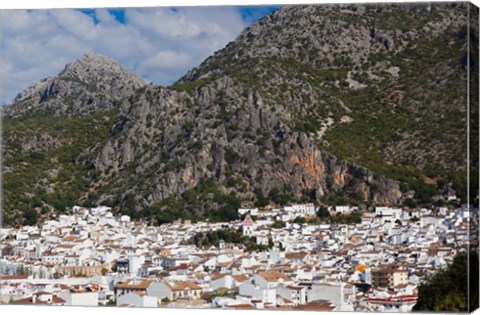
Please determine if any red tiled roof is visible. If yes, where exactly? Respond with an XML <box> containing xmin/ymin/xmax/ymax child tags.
<box><xmin>0</xmin><ymin>275</ymin><xmax>28</xmax><ymax>281</ymax></box>
<box><xmin>227</xmin><ymin>304</ymin><xmax>255</xmax><ymax>309</ymax></box>
<box><xmin>293</xmin><ymin>300</ymin><xmax>335</xmax><ymax>311</ymax></box>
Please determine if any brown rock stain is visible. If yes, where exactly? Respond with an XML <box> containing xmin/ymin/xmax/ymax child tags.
<box><xmin>289</xmin><ymin>152</ymin><xmax>324</xmax><ymax>176</ymax></box>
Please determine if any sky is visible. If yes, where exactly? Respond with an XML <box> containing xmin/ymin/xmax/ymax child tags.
<box><xmin>0</xmin><ymin>6</ymin><xmax>280</xmax><ymax>105</ymax></box>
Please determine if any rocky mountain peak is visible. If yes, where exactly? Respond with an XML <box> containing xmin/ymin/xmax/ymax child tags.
<box><xmin>58</xmin><ymin>52</ymin><xmax>147</xmax><ymax>90</ymax></box>
<box><xmin>9</xmin><ymin>52</ymin><xmax>148</xmax><ymax>117</ymax></box>
<box><xmin>13</xmin><ymin>52</ymin><xmax>147</xmax><ymax>103</ymax></box>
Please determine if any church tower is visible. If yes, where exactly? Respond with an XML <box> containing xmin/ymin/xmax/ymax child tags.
<box><xmin>242</xmin><ymin>215</ymin><xmax>255</xmax><ymax>236</ymax></box>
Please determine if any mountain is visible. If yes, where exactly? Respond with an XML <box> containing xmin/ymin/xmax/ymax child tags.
<box><xmin>6</xmin><ymin>52</ymin><xmax>147</xmax><ymax>118</ymax></box>
<box><xmin>2</xmin><ymin>3</ymin><xmax>476</xmax><ymax>226</ymax></box>
<box><xmin>179</xmin><ymin>3</ymin><xmax>469</xmax><ymax>171</ymax></box>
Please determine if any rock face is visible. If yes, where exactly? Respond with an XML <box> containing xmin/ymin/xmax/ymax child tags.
<box><xmin>82</xmin><ymin>74</ymin><xmax>403</xmax><ymax>210</ymax></box>
<box><xmin>3</xmin><ymin>3</ymin><xmax>472</xmax><ymax>225</ymax></box>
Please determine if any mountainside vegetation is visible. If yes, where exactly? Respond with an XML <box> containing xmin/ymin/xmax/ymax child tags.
<box><xmin>2</xmin><ymin>3</ymin><xmax>477</xmax><ymax>226</ymax></box>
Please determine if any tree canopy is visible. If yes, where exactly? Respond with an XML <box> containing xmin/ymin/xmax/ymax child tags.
<box><xmin>413</xmin><ymin>250</ymin><xmax>479</xmax><ymax>312</ymax></box>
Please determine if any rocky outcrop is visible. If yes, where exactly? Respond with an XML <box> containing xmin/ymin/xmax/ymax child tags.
<box><xmin>82</xmin><ymin>73</ymin><xmax>404</xmax><ymax>209</ymax></box>
<box><xmin>370</xmin><ymin>28</ymin><xmax>395</xmax><ymax>51</ymax></box>
<box><xmin>324</xmin><ymin>153</ymin><xmax>402</xmax><ymax>205</ymax></box>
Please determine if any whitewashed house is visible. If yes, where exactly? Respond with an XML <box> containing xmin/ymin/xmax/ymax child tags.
<box><xmin>116</xmin><ymin>292</ymin><xmax>157</xmax><ymax>307</ymax></box>
<box><xmin>147</xmin><ymin>281</ymin><xmax>202</xmax><ymax>301</ymax></box>
<box><xmin>284</xmin><ymin>204</ymin><xmax>316</xmax><ymax>216</ymax></box>
<box><xmin>211</xmin><ymin>274</ymin><xmax>249</xmax><ymax>290</ymax></box>
<box><xmin>277</xmin><ymin>284</ymin><xmax>307</xmax><ymax>305</ymax></box>
<box><xmin>238</xmin><ymin>208</ymin><xmax>259</xmax><ymax>216</ymax></box>
<box><xmin>58</xmin><ymin>291</ymin><xmax>99</xmax><ymax>306</ymax></box>
<box><xmin>238</xmin><ymin>281</ymin><xmax>276</xmax><ymax>305</ymax></box>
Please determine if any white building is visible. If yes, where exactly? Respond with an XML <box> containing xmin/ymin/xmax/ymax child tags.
<box><xmin>89</xmin><ymin>206</ymin><xmax>111</xmax><ymax>217</ymax></box>
<box><xmin>120</xmin><ymin>215</ymin><xmax>131</xmax><ymax>227</ymax></box>
<box><xmin>238</xmin><ymin>208</ymin><xmax>259</xmax><ymax>216</ymax></box>
<box><xmin>58</xmin><ymin>291</ymin><xmax>99</xmax><ymax>306</ymax></box>
<box><xmin>211</xmin><ymin>274</ymin><xmax>249</xmax><ymax>290</ymax></box>
<box><xmin>375</xmin><ymin>207</ymin><xmax>402</xmax><ymax>219</ymax></box>
<box><xmin>277</xmin><ymin>284</ymin><xmax>307</xmax><ymax>305</ymax></box>
<box><xmin>147</xmin><ymin>281</ymin><xmax>202</xmax><ymax>301</ymax></box>
<box><xmin>41</xmin><ymin>253</ymin><xmax>65</xmax><ymax>265</ymax></box>
<box><xmin>116</xmin><ymin>292</ymin><xmax>157</xmax><ymax>307</ymax></box>
<box><xmin>284</xmin><ymin>204</ymin><xmax>316</xmax><ymax>216</ymax></box>
<box><xmin>238</xmin><ymin>282</ymin><xmax>276</xmax><ymax>305</ymax></box>
<box><xmin>308</xmin><ymin>283</ymin><xmax>351</xmax><ymax>310</ymax></box>
<box><xmin>331</xmin><ymin>206</ymin><xmax>357</xmax><ymax>214</ymax></box>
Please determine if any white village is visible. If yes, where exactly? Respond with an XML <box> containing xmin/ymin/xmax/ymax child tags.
<box><xmin>0</xmin><ymin>201</ymin><xmax>476</xmax><ymax>312</ymax></box>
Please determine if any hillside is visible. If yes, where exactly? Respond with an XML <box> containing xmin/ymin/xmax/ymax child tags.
<box><xmin>2</xmin><ymin>3</ymin><xmax>476</xmax><ymax>226</ymax></box>
<box><xmin>178</xmin><ymin>3</ymin><xmax>471</xmax><ymax>186</ymax></box>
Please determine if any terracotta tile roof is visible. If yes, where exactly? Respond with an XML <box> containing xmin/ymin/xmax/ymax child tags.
<box><xmin>231</xmin><ymin>274</ymin><xmax>249</xmax><ymax>283</ymax></box>
<box><xmin>11</xmin><ymin>295</ymin><xmax>66</xmax><ymax>305</ymax></box>
<box><xmin>293</xmin><ymin>300</ymin><xmax>335</xmax><ymax>311</ymax></box>
<box><xmin>277</xmin><ymin>294</ymin><xmax>293</xmax><ymax>304</ymax></box>
<box><xmin>0</xmin><ymin>275</ymin><xmax>28</xmax><ymax>281</ymax></box>
<box><xmin>114</xmin><ymin>279</ymin><xmax>153</xmax><ymax>290</ymax></box>
<box><xmin>227</xmin><ymin>304</ymin><xmax>255</xmax><ymax>309</ymax></box>
<box><xmin>285</xmin><ymin>252</ymin><xmax>308</xmax><ymax>260</ymax></box>
<box><xmin>210</xmin><ymin>273</ymin><xmax>226</xmax><ymax>281</ymax></box>
<box><xmin>11</xmin><ymin>297</ymin><xmax>43</xmax><ymax>305</ymax></box>
<box><xmin>258</xmin><ymin>271</ymin><xmax>291</xmax><ymax>282</ymax></box>
<box><xmin>165</xmin><ymin>281</ymin><xmax>201</xmax><ymax>291</ymax></box>
<box><xmin>63</xmin><ymin>235</ymin><xmax>79</xmax><ymax>242</ymax></box>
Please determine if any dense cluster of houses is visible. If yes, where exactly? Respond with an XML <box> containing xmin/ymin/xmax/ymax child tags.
<box><xmin>0</xmin><ymin>203</ymin><xmax>476</xmax><ymax>312</ymax></box>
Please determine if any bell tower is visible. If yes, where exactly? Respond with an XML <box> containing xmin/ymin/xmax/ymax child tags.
<box><xmin>242</xmin><ymin>215</ymin><xmax>255</xmax><ymax>236</ymax></box>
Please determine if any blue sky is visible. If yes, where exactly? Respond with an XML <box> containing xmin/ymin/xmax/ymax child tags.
<box><xmin>0</xmin><ymin>6</ymin><xmax>280</xmax><ymax>105</ymax></box>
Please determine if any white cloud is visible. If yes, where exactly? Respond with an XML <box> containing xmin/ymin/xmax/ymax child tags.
<box><xmin>139</xmin><ymin>51</ymin><xmax>191</xmax><ymax>70</ymax></box>
<box><xmin>48</xmin><ymin>9</ymin><xmax>98</xmax><ymax>40</ymax></box>
<box><xmin>126</xmin><ymin>8</ymin><xmax>203</xmax><ymax>38</ymax></box>
<box><xmin>95</xmin><ymin>8</ymin><xmax>116</xmax><ymax>24</ymax></box>
<box><xmin>0</xmin><ymin>6</ymin><xmax>251</xmax><ymax>104</ymax></box>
